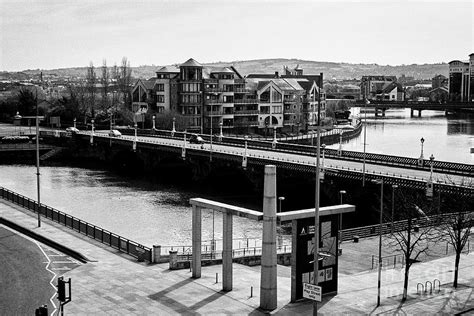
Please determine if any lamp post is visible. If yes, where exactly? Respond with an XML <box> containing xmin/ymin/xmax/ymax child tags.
<box><xmin>272</xmin><ymin>126</ymin><xmax>277</xmax><ymax>149</ymax></box>
<box><xmin>338</xmin><ymin>190</ymin><xmax>346</xmax><ymax>245</ymax></box>
<box><xmin>313</xmin><ymin>83</ymin><xmax>322</xmax><ymax>315</ymax></box>
<box><xmin>90</xmin><ymin>119</ymin><xmax>95</xmax><ymax>145</ymax></box>
<box><xmin>321</xmin><ymin>144</ymin><xmax>326</xmax><ymax>182</ymax></box>
<box><xmin>429</xmin><ymin>154</ymin><xmax>435</xmax><ymax>180</ymax></box>
<box><xmin>338</xmin><ymin>129</ymin><xmax>343</xmax><ymax>156</ymax></box>
<box><xmin>391</xmin><ymin>185</ymin><xmax>398</xmax><ymax>234</ymax></box>
<box><xmin>242</xmin><ymin>135</ymin><xmax>248</xmax><ymax>169</ymax></box>
<box><xmin>210</xmin><ymin>107</ymin><xmax>213</xmax><ymax>162</ymax></box>
<box><xmin>362</xmin><ymin>97</ymin><xmax>369</xmax><ymax>186</ymax></box>
<box><xmin>278</xmin><ymin>196</ymin><xmax>285</xmax><ymax>214</ymax></box>
<box><xmin>420</xmin><ymin>137</ymin><xmax>425</xmax><ymax>159</ymax></box>
<box><xmin>211</xmin><ymin>209</ymin><xmax>215</xmax><ymax>253</ymax></box>
<box><xmin>372</xmin><ymin>179</ymin><xmax>384</xmax><ymax>307</ymax></box>
<box><xmin>172</xmin><ymin>117</ymin><xmax>176</xmax><ymax>136</ymax></box>
<box><xmin>219</xmin><ymin>122</ymin><xmax>223</xmax><ymax>142</ymax></box>
<box><xmin>35</xmin><ymin>97</ymin><xmax>41</xmax><ymax>228</ymax></box>
<box><xmin>133</xmin><ymin>122</ymin><xmax>137</xmax><ymax>152</ymax></box>
<box><xmin>73</xmin><ymin>118</ymin><xmax>76</xmax><ymax>129</ymax></box>
<box><xmin>152</xmin><ymin>115</ymin><xmax>156</xmax><ymax>130</ymax></box>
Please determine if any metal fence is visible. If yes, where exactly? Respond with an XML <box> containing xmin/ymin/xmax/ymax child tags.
<box><xmin>0</xmin><ymin>186</ymin><xmax>152</xmax><ymax>262</ymax></box>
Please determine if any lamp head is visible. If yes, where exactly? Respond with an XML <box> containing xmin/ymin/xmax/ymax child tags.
<box><xmin>420</xmin><ymin>137</ymin><xmax>424</xmax><ymax>144</ymax></box>
<box><xmin>430</xmin><ymin>154</ymin><xmax>435</xmax><ymax>161</ymax></box>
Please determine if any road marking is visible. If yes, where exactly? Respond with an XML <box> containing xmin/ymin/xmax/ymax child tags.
<box><xmin>35</xmin><ymin>242</ymin><xmax>58</xmax><ymax>316</ymax></box>
<box><xmin>51</xmin><ymin>267</ymin><xmax>71</xmax><ymax>271</ymax></box>
<box><xmin>52</xmin><ymin>261</ymin><xmax>76</xmax><ymax>264</ymax></box>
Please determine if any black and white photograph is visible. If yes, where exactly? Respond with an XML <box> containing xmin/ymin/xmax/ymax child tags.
<box><xmin>0</xmin><ymin>0</ymin><xmax>473</xmax><ymax>314</ymax></box>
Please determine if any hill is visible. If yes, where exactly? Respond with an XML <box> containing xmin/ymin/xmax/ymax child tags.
<box><xmin>1</xmin><ymin>59</ymin><xmax>449</xmax><ymax>81</ymax></box>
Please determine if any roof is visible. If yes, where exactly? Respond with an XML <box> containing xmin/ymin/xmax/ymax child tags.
<box><xmin>246</xmin><ymin>74</ymin><xmax>279</xmax><ymax>79</ymax></box>
<box><xmin>156</xmin><ymin>66</ymin><xmax>179</xmax><ymax>73</ymax></box>
<box><xmin>429</xmin><ymin>86</ymin><xmax>448</xmax><ymax>93</ymax></box>
<box><xmin>294</xmin><ymin>64</ymin><xmax>302</xmax><ymax>71</ymax></box>
<box><xmin>257</xmin><ymin>80</ymin><xmax>270</xmax><ymax>90</ymax></box>
<box><xmin>142</xmin><ymin>80</ymin><xmax>155</xmax><ymax>90</ymax></box>
<box><xmin>180</xmin><ymin>58</ymin><xmax>203</xmax><ymax>67</ymax></box>
<box><xmin>210</xmin><ymin>67</ymin><xmax>234</xmax><ymax>74</ymax></box>
<box><xmin>432</xmin><ymin>74</ymin><xmax>446</xmax><ymax>79</ymax></box>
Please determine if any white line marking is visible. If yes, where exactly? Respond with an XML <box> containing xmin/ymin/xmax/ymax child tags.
<box><xmin>51</xmin><ymin>267</ymin><xmax>70</xmax><ymax>271</ymax></box>
<box><xmin>51</xmin><ymin>261</ymin><xmax>76</xmax><ymax>264</ymax></box>
<box><xmin>35</xmin><ymin>242</ymin><xmax>58</xmax><ymax>316</ymax></box>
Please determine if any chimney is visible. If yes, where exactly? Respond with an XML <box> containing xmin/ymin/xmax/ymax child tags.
<box><xmin>274</xmin><ymin>71</ymin><xmax>279</xmax><ymax>78</ymax></box>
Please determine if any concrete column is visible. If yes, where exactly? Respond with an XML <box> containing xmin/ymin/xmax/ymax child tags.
<box><xmin>223</xmin><ymin>210</ymin><xmax>233</xmax><ymax>291</ymax></box>
<box><xmin>153</xmin><ymin>245</ymin><xmax>161</xmax><ymax>263</ymax></box>
<box><xmin>418</xmin><ymin>110</ymin><xmax>422</xmax><ymax>117</ymax></box>
<box><xmin>192</xmin><ymin>205</ymin><xmax>201</xmax><ymax>278</ymax></box>
<box><xmin>410</xmin><ymin>109</ymin><xmax>414</xmax><ymax>117</ymax></box>
<box><xmin>260</xmin><ymin>165</ymin><xmax>278</xmax><ymax>311</ymax></box>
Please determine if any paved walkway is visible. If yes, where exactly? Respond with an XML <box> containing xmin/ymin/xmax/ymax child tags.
<box><xmin>1</xmin><ymin>200</ymin><xmax>473</xmax><ymax>315</ymax></box>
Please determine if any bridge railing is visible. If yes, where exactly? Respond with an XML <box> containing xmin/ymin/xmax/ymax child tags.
<box><xmin>0</xmin><ymin>186</ymin><xmax>152</xmax><ymax>262</ymax></box>
<box><xmin>107</xmin><ymin>126</ymin><xmax>472</xmax><ymax>177</ymax></box>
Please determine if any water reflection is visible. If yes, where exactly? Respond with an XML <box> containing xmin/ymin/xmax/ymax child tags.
<box><xmin>343</xmin><ymin>108</ymin><xmax>473</xmax><ymax>163</ymax></box>
<box><xmin>0</xmin><ymin>165</ymin><xmax>263</xmax><ymax>246</ymax></box>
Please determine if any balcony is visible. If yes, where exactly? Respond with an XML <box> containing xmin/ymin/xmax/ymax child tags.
<box><xmin>233</xmin><ymin>110</ymin><xmax>259</xmax><ymax>116</ymax></box>
<box><xmin>234</xmin><ymin>87</ymin><xmax>247</xmax><ymax>93</ymax></box>
<box><xmin>205</xmin><ymin>99</ymin><xmax>222</xmax><ymax>104</ymax></box>
<box><xmin>234</xmin><ymin>98</ymin><xmax>258</xmax><ymax>104</ymax></box>
<box><xmin>204</xmin><ymin>112</ymin><xmax>224</xmax><ymax>117</ymax></box>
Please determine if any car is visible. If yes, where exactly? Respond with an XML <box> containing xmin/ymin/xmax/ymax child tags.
<box><xmin>66</xmin><ymin>127</ymin><xmax>80</xmax><ymax>134</ymax></box>
<box><xmin>189</xmin><ymin>134</ymin><xmax>204</xmax><ymax>144</ymax></box>
<box><xmin>108</xmin><ymin>130</ymin><xmax>122</xmax><ymax>137</ymax></box>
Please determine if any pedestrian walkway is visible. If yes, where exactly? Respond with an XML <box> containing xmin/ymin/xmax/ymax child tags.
<box><xmin>1</xmin><ymin>200</ymin><xmax>473</xmax><ymax>315</ymax></box>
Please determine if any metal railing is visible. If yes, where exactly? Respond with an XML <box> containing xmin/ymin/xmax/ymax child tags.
<box><xmin>0</xmin><ymin>186</ymin><xmax>152</xmax><ymax>262</ymax></box>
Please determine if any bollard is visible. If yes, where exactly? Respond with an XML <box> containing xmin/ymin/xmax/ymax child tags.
<box><xmin>250</xmin><ymin>286</ymin><xmax>253</xmax><ymax>298</ymax></box>
<box><xmin>216</xmin><ymin>273</ymin><xmax>218</xmax><ymax>284</ymax></box>
<box><xmin>446</xmin><ymin>242</ymin><xmax>448</xmax><ymax>255</ymax></box>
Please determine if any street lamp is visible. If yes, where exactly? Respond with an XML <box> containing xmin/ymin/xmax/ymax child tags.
<box><xmin>312</xmin><ymin>83</ymin><xmax>322</xmax><ymax>315</ymax></box>
<box><xmin>372</xmin><ymin>179</ymin><xmax>384</xmax><ymax>307</ymax></box>
<box><xmin>242</xmin><ymin>135</ymin><xmax>248</xmax><ymax>169</ymax></box>
<box><xmin>278</xmin><ymin>196</ymin><xmax>285</xmax><ymax>214</ymax></box>
<box><xmin>73</xmin><ymin>118</ymin><xmax>76</xmax><ymax>129</ymax></box>
<box><xmin>133</xmin><ymin>122</ymin><xmax>137</xmax><ymax>152</ymax></box>
<box><xmin>172</xmin><ymin>117</ymin><xmax>176</xmax><ymax>136</ymax></box>
<box><xmin>338</xmin><ymin>129</ymin><xmax>343</xmax><ymax>156</ymax></box>
<box><xmin>90</xmin><ymin>119</ymin><xmax>95</xmax><ymax>145</ymax></box>
<box><xmin>338</xmin><ymin>190</ymin><xmax>346</xmax><ymax>245</ymax></box>
<box><xmin>362</xmin><ymin>96</ymin><xmax>370</xmax><ymax>186</ymax></box>
<box><xmin>429</xmin><ymin>154</ymin><xmax>435</xmax><ymax>180</ymax></box>
<box><xmin>391</xmin><ymin>185</ymin><xmax>398</xmax><ymax>234</ymax></box>
<box><xmin>420</xmin><ymin>137</ymin><xmax>425</xmax><ymax>159</ymax></box>
<box><xmin>272</xmin><ymin>126</ymin><xmax>277</xmax><ymax>149</ymax></box>
<box><xmin>152</xmin><ymin>115</ymin><xmax>156</xmax><ymax>130</ymax></box>
<box><xmin>219</xmin><ymin>122</ymin><xmax>223</xmax><ymax>142</ymax></box>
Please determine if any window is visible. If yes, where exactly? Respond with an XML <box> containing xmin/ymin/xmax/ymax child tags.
<box><xmin>156</xmin><ymin>84</ymin><xmax>165</xmax><ymax>92</ymax></box>
<box><xmin>271</xmin><ymin>89</ymin><xmax>282</xmax><ymax>103</ymax></box>
<box><xmin>157</xmin><ymin>95</ymin><xmax>165</xmax><ymax>103</ymax></box>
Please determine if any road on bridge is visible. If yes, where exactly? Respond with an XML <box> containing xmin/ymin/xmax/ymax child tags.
<box><xmin>91</xmin><ymin>131</ymin><xmax>472</xmax><ymax>188</ymax></box>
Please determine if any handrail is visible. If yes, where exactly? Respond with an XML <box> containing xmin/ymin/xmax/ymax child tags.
<box><xmin>0</xmin><ymin>186</ymin><xmax>152</xmax><ymax>262</ymax></box>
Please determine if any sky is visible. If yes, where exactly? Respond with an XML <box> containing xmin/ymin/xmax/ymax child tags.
<box><xmin>1</xmin><ymin>0</ymin><xmax>473</xmax><ymax>71</ymax></box>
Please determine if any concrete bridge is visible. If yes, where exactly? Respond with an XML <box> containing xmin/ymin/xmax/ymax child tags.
<box><xmin>40</xmin><ymin>130</ymin><xmax>473</xmax><ymax>196</ymax></box>
<box><xmin>353</xmin><ymin>100</ymin><xmax>474</xmax><ymax>117</ymax></box>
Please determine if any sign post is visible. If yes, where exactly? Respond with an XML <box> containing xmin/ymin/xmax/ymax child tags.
<box><xmin>303</xmin><ymin>283</ymin><xmax>322</xmax><ymax>302</ymax></box>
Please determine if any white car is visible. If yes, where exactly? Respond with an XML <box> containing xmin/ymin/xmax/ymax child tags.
<box><xmin>66</xmin><ymin>127</ymin><xmax>80</xmax><ymax>133</ymax></box>
<box><xmin>108</xmin><ymin>130</ymin><xmax>122</xmax><ymax>137</ymax></box>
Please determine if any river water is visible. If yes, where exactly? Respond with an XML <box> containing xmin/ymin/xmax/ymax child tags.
<box><xmin>0</xmin><ymin>111</ymin><xmax>472</xmax><ymax>247</ymax></box>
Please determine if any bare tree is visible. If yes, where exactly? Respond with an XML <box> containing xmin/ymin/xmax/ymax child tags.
<box><xmin>385</xmin><ymin>188</ymin><xmax>438</xmax><ymax>301</ymax></box>
<box><xmin>100</xmin><ymin>59</ymin><xmax>110</xmax><ymax>113</ymax></box>
<box><xmin>437</xmin><ymin>178</ymin><xmax>474</xmax><ymax>288</ymax></box>
<box><xmin>86</xmin><ymin>62</ymin><xmax>97</xmax><ymax>119</ymax></box>
<box><xmin>118</xmin><ymin>57</ymin><xmax>132</xmax><ymax>110</ymax></box>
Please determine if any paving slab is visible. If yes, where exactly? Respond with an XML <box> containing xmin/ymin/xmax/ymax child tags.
<box><xmin>1</xmin><ymin>199</ymin><xmax>473</xmax><ymax>315</ymax></box>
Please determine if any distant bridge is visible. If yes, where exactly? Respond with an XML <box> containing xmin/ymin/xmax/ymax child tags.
<box><xmin>353</xmin><ymin>100</ymin><xmax>474</xmax><ymax>117</ymax></box>
<box><xmin>40</xmin><ymin>130</ymin><xmax>473</xmax><ymax>196</ymax></box>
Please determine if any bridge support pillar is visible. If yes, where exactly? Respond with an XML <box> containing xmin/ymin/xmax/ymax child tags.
<box><xmin>382</xmin><ymin>109</ymin><xmax>386</xmax><ymax>117</ymax></box>
<box><xmin>374</xmin><ymin>108</ymin><xmax>379</xmax><ymax>117</ymax></box>
<box><xmin>192</xmin><ymin>205</ymin><xmax>202</xmax><ymax>278</ymax></box>
<box><xmin>260</xmin><ymin>165</ymin><xmax>277</xmax><ymax>311</ymax></box>
<box><xmin>410</xmin><ymin>109</ymin><xmax>414</xmax><ymax>117</ymax></box>
<box><xmin>418</xmin><ymin>110</ymin><xmax>422</xmax><ymax>117</ymax></box>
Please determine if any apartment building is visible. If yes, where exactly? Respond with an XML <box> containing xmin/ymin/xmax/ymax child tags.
<box><xmin>448</xmin><ymin>53</ymin><xmax>474</xmax><ymax>102</ymax></box>
<box><xmin>131</xmin><ymin>58</ymin><xmax>325</xmax><ymax>133</ymax></box>
<box><xmin>360</xmin><ymin>75</ymin><xmax>404</xmax><ymax>101</ymax></box>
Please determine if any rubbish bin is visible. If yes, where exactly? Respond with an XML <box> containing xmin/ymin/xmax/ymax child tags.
<box><xmin>353</xmin><ymin>235</ymin><xmax>360</xmax><ymax>243</ymax></box>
